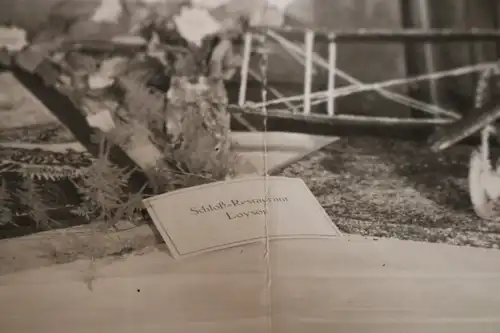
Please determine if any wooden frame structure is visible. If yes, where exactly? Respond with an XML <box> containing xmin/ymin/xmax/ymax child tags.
<box><xmin>234</xmin><ymin>27</ymin><xmax>500</xmax><ymax>134</ymax></box>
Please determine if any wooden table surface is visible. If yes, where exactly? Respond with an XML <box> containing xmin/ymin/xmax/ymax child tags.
<box><xmin>1</xmin><ymin>235</ymin><xmax>500</xmax><ymax>333</ymax></box>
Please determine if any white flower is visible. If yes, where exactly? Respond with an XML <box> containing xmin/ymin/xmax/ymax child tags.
<box><xmin>90</xmin><ymin>0</ymin><xmax>123</xmax><ymax>23</ymax></box>
<box><xmin>174</xmin><ymin>7</ymin><xmax>220</xmax><ymax>47</ymax></box>
<box><xmin>0</xmin><ymin>26</ymin><xmax>27</xmax><ymax>52</ymax></box>
<box><xmin>88</xmin><ymin>75</ymin><xmax>115</xmax><ymax>90</ymax></box>
<box><xmin>267</xmin><ymin>0</ymin><xmax>294</xmax><ymax>12</ymax></box>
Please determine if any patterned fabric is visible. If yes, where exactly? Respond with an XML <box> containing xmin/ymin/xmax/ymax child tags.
<box><xmin>0</xmin><ymin>147</ymin><xmax>93</xmax><ymax>180</ymax></box>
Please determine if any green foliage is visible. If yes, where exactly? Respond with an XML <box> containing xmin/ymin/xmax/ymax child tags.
<box><xmin>2</xmin><ymin>5</ymin><xmax>248</xmax><ymax>232</ymax></box>
<box><xmin>70</xmin><ymin>134</ymin><xmax>146</xmax><ymax>227</ymax></box>
<box><xmin>162</xmin><ymin>75</ymin><xmax>232</xmax><ymax>175</ymax></box>
<box><xmin>113</xmin><ymin>73</ymin><xmax>167</xmax><ymax>146</ymax></box>
<box><xmin>19</xmin><ymin>164</ymin><xmax>88</xmax><ymax>181</ymax></box>
<box><xmin>15</xmin><ymin>178</ymin><xmax>57</xmax><ymax>229</ymax></box>
<box><xmin>0</xmin><ymin>179</ymin><xmax>14</xmax><ymax>227</ymax></box>
<box><xmin>1</xmin><ymin>69</ymin><xmax>237</xmax><ymax>230</ymax></box>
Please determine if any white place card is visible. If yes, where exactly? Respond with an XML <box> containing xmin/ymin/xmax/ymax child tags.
<box><xmin>143</xmin><ymin>176</ymin><xmax>341</xmax><ymax>259</ymax></box>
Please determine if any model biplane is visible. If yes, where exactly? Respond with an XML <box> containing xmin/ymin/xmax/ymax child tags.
<box><xmin>237</xmin><ymin>26</ymin><xmax>500</xmax><ymax>220</ymax></box>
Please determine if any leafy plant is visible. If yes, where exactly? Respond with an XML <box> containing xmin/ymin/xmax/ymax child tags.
<box><xmin>70</xmin><ymin>133</ymin><xmax>146</xmax><ymax>227</ymax></box>
<box><xmin>0</xmin><ymin>179</ymin><xmax>14</xmax><ymax>227</ymax></box>
<box><xmin>15</xmin><ymin>178</ymin><xmax>57</xmax><ymax>229</ymax></box>
<box><xmin>2</xmin><ymin>4</ymin><xmax>249</xmax><ymax>233</ymax></box>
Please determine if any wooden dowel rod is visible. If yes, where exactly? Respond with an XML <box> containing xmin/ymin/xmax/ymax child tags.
<box><xmin>238</xmin><ymin>33</ymin><xmax>253</xmax><ymax>107</ymax></box>
<box><xmin>327</xmin><ymin>41</ymin><xmax>337</xmax><ymax>116</ymax></box>
<box><xmin>303</xmin><ymin>30</ymin><xmax>314</xmax><ymax>115</ymax></box>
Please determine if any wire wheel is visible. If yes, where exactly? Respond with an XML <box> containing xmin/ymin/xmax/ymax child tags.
<box><xmin>469</xmin><ymin>149</ymin><xmax>500</xmax><ymax>220</ymax></box>
<box><xmin>468</xmin><ymin>65</ymin><xmax>500</xmax><ymax>220</ymax></box>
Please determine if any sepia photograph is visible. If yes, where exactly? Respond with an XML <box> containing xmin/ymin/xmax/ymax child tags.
<box><xmin>0</xmin><ymin>0</ymin><xmax>500</xmax><ymax>332</ymax></box>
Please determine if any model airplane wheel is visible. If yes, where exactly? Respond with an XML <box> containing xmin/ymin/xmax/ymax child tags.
<box><xmin>469</xmin><ymin>67</ymin><xmax>500</xmax><ymax>221</ymax></box>
<box><xmin>469</xmin><ymin>148</ymin><xmax>500</xmax><ymax>220</ymax></box>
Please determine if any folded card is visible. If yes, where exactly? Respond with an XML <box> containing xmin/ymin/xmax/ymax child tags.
<box><xmin>143</xmin><ymin>176</ymin><xmax>341</xmax><ymax>259</ymax></box>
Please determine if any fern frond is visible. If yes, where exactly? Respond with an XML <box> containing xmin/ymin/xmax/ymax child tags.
<box><xmin>14</xmin><ymin>163</ymin><xmax>87</xmax><ymax>180</ymax></box>
<box><xmin>71</xmin><ymin>136</ymin><xmax>147</xmax><ymax>225</ymax></box>
<box><xmin>0</xmin><ymin>179</ymin><xmax>14</xmax><ymax>227</ymax></box>
<box><xmin>14</xmin><ymin>178</ymin><xmax>56</xmax><ymax>229</ymax></box>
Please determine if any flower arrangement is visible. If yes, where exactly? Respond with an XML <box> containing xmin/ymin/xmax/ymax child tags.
<box><xmin>0</xmin><ymin>1</ymin><xmax>257</xmax><ymax>230</ymax></box>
